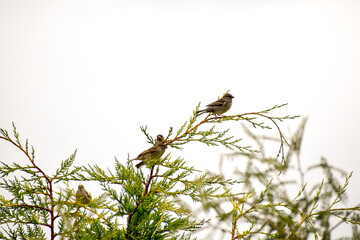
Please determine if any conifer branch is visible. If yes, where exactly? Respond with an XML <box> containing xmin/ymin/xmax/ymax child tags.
<box><xmin>166</xmin><ymin>103</ymin><xmax>298</xmax><ymax>163</ymax></box>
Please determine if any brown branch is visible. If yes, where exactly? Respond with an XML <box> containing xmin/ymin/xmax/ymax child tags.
<box><xmin>0</xmin><ymin>136</ymin><xmax>52</xmax><ymax>184</ymax></box>
<box><xmin>0</xmin><ymin>132</ymin><xmax>57</xmax><ymax>239</ymax></box>
<box><xmin>166</xmin><ymin>116</ymin><xmax>210</xmax><ymax>144</ymax></box>
<box><xmin>231</xmin><ymin>207</ymin><xmax>238</xmax><ymax>240</ymax></box>
<box><xmin>329</xmin><ymin>204</ymin><xmax>360</xmax><ymax>233</ymax></box>
<box><xmin>288</xmin><ymin>206</ymin><xmax>360</xmax><ymax>238</ymax></box>
<box><xmin>166</xmin><ymin>112</ymin><xmax>288</xmax><ymax>163</ymax></box>
<box><xmin>2</xmin><ymin>203</ymin><xmax>51</xmax><ymax>213</ymax></box>
<box><xmin>0</xmin><ymin>219</ymin><xmax>51</xmax><ymax>228</ymax></box>
<box><xmin>126</xmin><ymin>166</ymin><xmax>156</xmax><ymax>238</ymax></box>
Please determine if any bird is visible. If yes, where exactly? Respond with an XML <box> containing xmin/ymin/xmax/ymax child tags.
<box><xmin>196</xmin><ymin>93</ymin><xmax>234</xmax><ymax>117</ymax></box>
<box><xmin>131</xmin><ymin>134</ymin><xmax>167</xmax><ymax>168</ymax></box>
<box><xmin>76</xmin><ymin>185</ymin><xmax>92</xmax><ymax>204</ymax></box>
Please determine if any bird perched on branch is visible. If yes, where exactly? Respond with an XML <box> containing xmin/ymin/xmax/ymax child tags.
<box><xmin>76</xmin><ymin>185</ymin><xmax>92</xmax><ymax>204</ymax></box>
<box><xmin>131</xmin><ymin>134</ymin><xmax>167</xmax><ymax>168</ymax></box>
<box><xmin>196</xmin><ymin>93</ymin><xmax>234</xmax><ymax>117</ymax></box>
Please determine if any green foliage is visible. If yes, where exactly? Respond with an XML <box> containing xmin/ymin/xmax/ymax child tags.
<box><xmin>0</xmin><ymin>123</ymin><xmax>83</xmax><ymax>240</ymax></box>
<box><xmin>0</xmin><ymin>98</ymin><xmax>359</xmax><ymax>240</ymax></box>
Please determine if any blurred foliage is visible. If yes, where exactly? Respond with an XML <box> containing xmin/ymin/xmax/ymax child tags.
<box><xmin>197</xmin><ymin>118</ymin><xmax>360</xmax><ymax>239</ymax></box>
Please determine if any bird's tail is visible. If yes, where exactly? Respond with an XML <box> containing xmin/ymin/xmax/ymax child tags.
<box><xmin>136</xmin><ymin>161</ymin><xmax>145</xmax><ymax>168</ymax></box>
<box><xmin>196</xmin><ymin>110</ymin><xmax>205</xmax><ymax>117</ymax></box>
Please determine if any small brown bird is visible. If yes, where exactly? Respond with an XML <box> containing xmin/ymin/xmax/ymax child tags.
<box><xmin>76</xmin><ymin>185</ymin><xmax>92</xmax><ymax>204</ymax></box>
<box><xmin>131</xmin><ymin>134</ymin><xmax>167</xmax><ymax>168</ymax></box>
<box><xmin>196</xmin><ymin>93</ymin><xmax>234</xmax><ymax>117</ymax></box>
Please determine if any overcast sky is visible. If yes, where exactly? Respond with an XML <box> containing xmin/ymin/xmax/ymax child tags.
<box><xmin>1</xmin><ymin>0</ymin><xmax>360</xmax><ymax>237</ymax></box>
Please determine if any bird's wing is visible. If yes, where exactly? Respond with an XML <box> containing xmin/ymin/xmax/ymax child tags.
<box><xmin>84</xmin><ymin>190</ymin><xmax>91</xmax><ymax>199</ymax></box>
<box><xmin>206</xmin><ymin>98</ymin><xmax>226</xmax><ymax>107</ymax></box>
<box><xmin>135</xmin><ymin>146</ymin><xmax>158</xmax><ymax>159</ymax></box>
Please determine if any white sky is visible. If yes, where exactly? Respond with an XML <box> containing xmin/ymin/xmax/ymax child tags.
<box><xmin>1</xmin><ymin>0</ymin><xmax>360</xmax><ymax>238</ymax></box>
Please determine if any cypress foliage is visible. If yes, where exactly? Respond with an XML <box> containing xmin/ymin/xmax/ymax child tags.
<box><xmin>0</xmin><ymin>98</ymin><xmax>359</xmax><ymax>239</ymax></box>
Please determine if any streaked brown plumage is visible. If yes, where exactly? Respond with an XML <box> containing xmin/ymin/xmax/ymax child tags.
<box><xmin>131</xmin><ymin>134</ymin><xmax>167</xmax><ymax>168</ymax></box>
<box><xmin>196</xmin><ymin>93</ymin><xmax>234</xmax><ymax>117</ymax></box>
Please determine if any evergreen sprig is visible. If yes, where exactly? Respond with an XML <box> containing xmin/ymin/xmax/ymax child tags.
<box><xmin>165</xmin><ymin>102</ymin><xmax>298</xmax><ymax>164</ymax></box>
<box><xmin>72</xmin><ymin>154</ymin><xmax>234</xmax><ymax>239</ymax></box>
